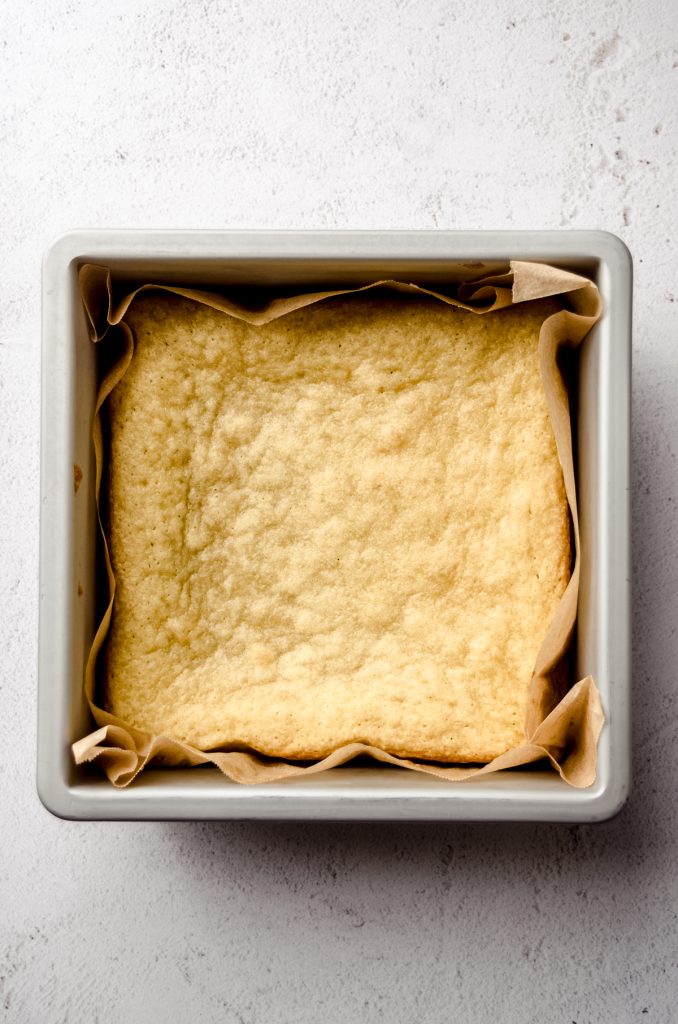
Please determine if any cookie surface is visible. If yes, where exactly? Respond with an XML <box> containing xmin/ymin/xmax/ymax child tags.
<box><xmin>104</xmin><ymin>291</ymin><xmax>570</xmax><ymax>761</ymax></box>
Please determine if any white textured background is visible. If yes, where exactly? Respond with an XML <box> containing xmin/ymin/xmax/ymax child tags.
<box><xmin>1</xmin><ymin>1</ymin><xmax>677</xmax><ymax>1021</ymax></box>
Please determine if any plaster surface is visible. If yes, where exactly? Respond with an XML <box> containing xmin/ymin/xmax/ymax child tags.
<box><xmin>1</xmin><ymin>1</ymin><xmax>677</xmax><ymax>1021</ymax></box>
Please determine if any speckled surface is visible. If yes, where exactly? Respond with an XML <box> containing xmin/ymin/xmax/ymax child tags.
<box><xmin>1</xmin><ymin>1</ymin><xmax>677</xmax><ymax>1021</ymax></box>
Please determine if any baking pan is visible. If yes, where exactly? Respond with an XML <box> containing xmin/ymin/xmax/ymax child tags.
<box><xmin>38</xmin><ymin>230</ymin><xmax>631</xmax><ymax>821</ymax></box>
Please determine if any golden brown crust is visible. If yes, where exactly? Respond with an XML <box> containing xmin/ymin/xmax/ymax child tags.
<box><xmin>104</xmin><ymin>292</ymin><xmax>570</xmax><ymax>762</ymax></box>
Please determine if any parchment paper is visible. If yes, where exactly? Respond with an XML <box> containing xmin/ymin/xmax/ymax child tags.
<box><xmin>72</xmin><ymin>261</ymin><xmax>604</xmax><ymax>788</ymax></box>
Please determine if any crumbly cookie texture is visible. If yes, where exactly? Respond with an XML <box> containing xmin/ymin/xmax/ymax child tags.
<box><xmin>105</xmin><ymin>292</ymin><xmax>570</xmax><ymax>762</ymax></box>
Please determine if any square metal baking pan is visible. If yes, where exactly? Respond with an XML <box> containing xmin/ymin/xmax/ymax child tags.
<box><xmin>38</xmin><ymin>230</ymin><xmax>631</xmax><ymax>821</ymax></box>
